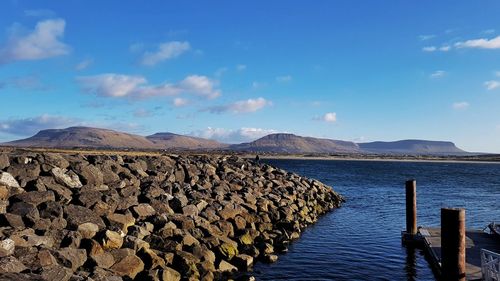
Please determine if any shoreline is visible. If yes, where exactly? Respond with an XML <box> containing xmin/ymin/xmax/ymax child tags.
<box><xmin>253</xmin><ymin>155</ymin><xmax>500</xmax><ymax>164</ymax></box>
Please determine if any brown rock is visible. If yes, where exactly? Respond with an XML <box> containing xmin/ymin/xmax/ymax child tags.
<box><xmin>53</xmin><ymin>247</ymin><xmax>87</xmax><ymax>271</ymax></box>
<box><xmin>41</xmin><ymin>265</ymin><xmax>73</xmax><ymax>281</ymax></box>
<box><xmin>162</xmin><ymin>267</ymin><xmax>181</xmax><ymax>281</ymax></box>
<box><xmin>0</xmin><ymin>256</ymin><xmax>27</xmax><ymax>273</ymax></box>
<box><xmin>12</xmin><ymin>191</ymin><xmax>55</xmax><ymax>206</ymax></box>
<box><xmin>64</xmin><ymin>204</ymin><xmax>106</xmax><ymax>230</ymax></box>
<box><xmin>38</xmin><ymin>249</ymin><xmax>58</xmax><ymax>267</ymax></box>
<box><xmin>106</xmin><ymin>213</ymin><xmax>135</xmax><ymax>233</ymax></box>
<box><xmin>103</xmin><ymin>230</ymin><xmax>123</xmax><ymax>250</ymax></box>
<box><xmin>218</xmin><ymin>259</ymin><xmax>237</xmax><ymax>272</ymax></box>
<box><xmin>132</xmin><ymin>203</ymin><xmax>156</xmax><ymax>218</ymax></box>
<box><xmin>77</xmin><ymin>222</ymin><xmax>99</xmax><ymax>239</ymax></box>
<box><xmin>110</xmin><ymin>254</ymin><xmax>145</xmax><ymax>279</ymax></box>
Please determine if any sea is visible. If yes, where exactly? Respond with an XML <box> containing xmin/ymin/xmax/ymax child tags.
<box><xmin>251</xmin><ymin>159</ymin><xmax>500</xmax><ymax>281</ymax></box>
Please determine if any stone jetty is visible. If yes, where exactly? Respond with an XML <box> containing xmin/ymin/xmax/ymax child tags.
<box><xmin>0</xmin><ymin>150</ymin><xmax>343</xmax><ymax>280</ymax></box>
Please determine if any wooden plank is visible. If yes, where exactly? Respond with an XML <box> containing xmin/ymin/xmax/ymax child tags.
<box><xmin>418</xmin><ymin>227</ymin><xmax>500</xmax><ymax>280</ymax></box>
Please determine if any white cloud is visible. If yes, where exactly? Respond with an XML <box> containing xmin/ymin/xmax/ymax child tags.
<box><xmin>77</xmin><ymin>73</ymin><xmax>220</xmax><ymax>99</ymax></box>
<box><xmin>452</xmin><ymin>102</ymin><xmax>469</xmax><ymax>110</ymax></box>
<box><xmin>419</xmin><ymin>35</ymin><xmax>435</xmax><ymax>41</ymax></box>
<box><xmin>422</xmin><ymin>46</ymin><xmax>437</xmax><ymax>52</ymax></box>
<box><xmin>214</xmin><ymin>67</ymin><xmax>228</xmax><ymax>77</ymax></box>
<box><xmin>430</xmin><ymin>70</ymin><xmax>446</xmax><ymax>79</ymax></box>
<box><xmin>236</xmin><ymin>64</ymin><xmax>247</xmax><ymax>71</ymax></box>
<box><xmin>205</xmin><ymin>97</ymin><xmax>271</xmax><ymax>114</ymax></box>
<box><xmin>0</xmin><ymin>114</ymin><xmax>79</xmax><ymax>136</ymax></box>
<box><xmin>484</xmin><ymin>80</ymin><xmax>500</xmax><ymax>90</ymax></box>
<box><xmin>439</xmin><ymin>45</ymin><xmax>451</xmax><ymax>51</ymax></box>
<box><xmin>139</xmin><ymin>41</ymin><xmax>190</xmax><ymax>66</ymax></box>
<box><xmin>252</xmin><ymin>81</ymin><xmax>266</xmax><ymax>89</ymax></box>
<box><xmin>276</xmin><ymin>75</ymin><xmax>292</xmax><ymax>82</ymax></box>
<box><xmin>0</xmin><ymin>19</ymin><xmax>69</xmax><ymax>64</ymax></box>
<box><xmin>173</xmin><ymin>97</ymin><xmax>189</xmax><ymax>107</ymax></box>
<box><xmin>190</xmin><ymin>127</ymin><xmax>278</xmax><ymax>143</ymax></box>
<box><xmin>495</xmin><ymin>71</ymin><xmax>500</xmax><ymax>77</ymax></box>
<box><xmin>179</xmin><ymin>75</ymin><xmax>221</xmax><ymax>99</ymax></box>
<box><xmin>323</xmin><ymin>112</ymin><xmax>337</xmax><ymax>122</ymax></box>
<box><xmin>75</xmin><ymin>58</ymin><xmax>93</xmax><ymax>71</ymax></box>
<box><xmin>455</xmin><ymin>36</ymin><xmax>500</xmax><ymax>49</ymax></box>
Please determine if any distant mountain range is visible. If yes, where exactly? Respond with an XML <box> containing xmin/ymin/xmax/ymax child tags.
<box><xmin>2</xmin><ymin>126</ymin><xmax>469</xmax><ymax>155</ymax></box>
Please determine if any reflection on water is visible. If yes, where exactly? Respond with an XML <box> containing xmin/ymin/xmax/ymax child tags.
<box><xmin>252</xmin><ymin>159</ymin><xmax>500</xmax><ymax>280</ymax></box>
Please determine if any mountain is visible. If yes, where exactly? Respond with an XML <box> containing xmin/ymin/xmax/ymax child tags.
<box><xmin>5</xmin><ymin>127</ymin><xmax>155</xmax><ymax>149</ymax></box>
<box><xmin>146</xmin><ymin>132</ymin><xmax>227</xmax><ymax>150</ymax></box>
<box><xmin>2</xmin><ymin>127</ymin><xmax>469</xmax><ymax>155</ymax></box>
<box><xmin>358</xmin><ymin>140</ymin><xmax>466</xmax><ymax>155</ymax></box>
<box><xmin>4</xmin><ymin>127</ymin><xmax>227</xmax><ymax>150</ymax></box>
<box><xmin>230</xmin><ymin>133</ymin><xmax>361</xmax><ymax>153</ymax></box>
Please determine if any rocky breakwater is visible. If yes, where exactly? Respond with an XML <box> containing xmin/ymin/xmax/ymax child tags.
<box><xmin>0</xmin><ymin>151</ymin><xmax>343</xmax><ymax>281</ymax></box>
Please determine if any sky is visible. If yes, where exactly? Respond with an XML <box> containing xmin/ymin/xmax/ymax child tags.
<box><xmin>0</xmin><ymin>1</ymin><xmax>500</xmax><ymax>152</ymax></box>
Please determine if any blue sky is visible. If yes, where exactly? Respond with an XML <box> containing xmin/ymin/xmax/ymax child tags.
<box><xmin>1</xmin><ymin>1</ymin><xmax>500</xmax><ymax>152</ymax></box>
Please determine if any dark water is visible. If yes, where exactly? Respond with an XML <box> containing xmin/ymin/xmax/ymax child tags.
<box><xmin>252</xmin><ymin>159</ymin><xmax>500</xmax><ymax>281</ymax></box>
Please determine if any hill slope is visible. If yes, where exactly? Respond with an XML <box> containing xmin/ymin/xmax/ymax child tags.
<box><xmin>358</xmin><ymin>140</ymin><xmax>466</xmax><ymax>155</ymax></box>
<box><xmin>230</xmin><ymin>133</ymin><xmax>361</xmax><ymax>153</ymax></box>
<box><xmin>5</xmin><ymin>127</ymin><xmax>156</xmax><ymax>149</ymax></box>
<box><xmin>146</xmin><ymin>132</ymin><xmax>227</xmax><ymax>150</ymax></box>
<box><xmin>4</xmin><ymin>127</ymin><xmax>227</xmax><ymax>150</ymax></box>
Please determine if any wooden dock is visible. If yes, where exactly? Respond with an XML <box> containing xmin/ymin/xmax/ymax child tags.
<box><xmin>418</xmin><ymin>227</ymin><xmax>500</xmax><ymax>280</ymax></box>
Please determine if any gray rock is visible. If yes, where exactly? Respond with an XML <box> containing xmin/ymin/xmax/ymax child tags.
<box><xmin>51</xmin><ymin>167</ymin><xmax>83</xmax><ymax>188</ymax></box>
<box><xmin>0</xmin><ymin>172</ymin><xmax>20</xmax><ymax>188</ymax></box>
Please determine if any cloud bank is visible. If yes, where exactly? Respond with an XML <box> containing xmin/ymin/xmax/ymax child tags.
<box><xmin>205</xmin><ymin>97</ymin><xmax>271</xmax><ymax>114</ymax></box>
<box><xmin>0</xmin><ymin>19</ymin><xmax>69</xmax><ymax>64</ymax></box>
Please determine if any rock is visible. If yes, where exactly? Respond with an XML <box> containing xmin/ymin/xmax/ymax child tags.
<box><xmin>41</xmin><ymin>265</ymin><xmax>73</xmax><ymax>281</ymax></box>
<box><xmin>12</xmin><ymin>191</ymin><xmax>55</xmax><ymax>206</ymax></box>
<box><xmin>218</xmin><ymin>259</ymin><xmax>237</xmax><ymax>272</ymax></box>
<box><xmin>106</xmin><ymin>213</ymin><xmax>135</xmax><ymax>233</ymax></box>
<box><xmin>0</xmin><ymin>256</ymin><xmax>27</xmax><ymax>273</ymax></box>
<box><xmin>64</xmin><ymin>204</ymin><xmax>106</xmax><ymax>230</ymax></box>
<box><xmin>263</xmin><ymin>254</ymin><xmax>278</xmax><ymax>263</ymax></box>
<box><xmin>51</xmin><ymin>167</ymin><xmax>82</xmax><ymax>188</ymax></box>
<box><xmin>138</xmin><ymin>247</ymin><xmax>165</xmax><ymax>269</ymax></box>
<box><xmin>0</xmin><ymin>172</ymin><xmax>20</xmax><ymax>188</ymax></box>
<box><xmin>217</xmin><ymin>241</ymin><xmax>239</xmax><ymax>260</ymax></box>
<box><xmin>53</xmin><ymin>248</ymin><xmax>87</xmax><ymax>271</ymax></box>
<box><xmin>103</xmin><ymin>230</ymin><xmax>123</xmax><ymax>250</ymax></box>
<box><xmin>110</xmin><ymin>254</ymin><xmax>144</xmax><ymax>279</ymax></box>
<box><xmin>0</xmin><ymin>186</ymin><xmax>9</xmax><ymax>200</ymax></box>
<box><xmin>172</xmin><ymin>251</ymin><xmax>199</xmax><ymax>278</ymax></box>
<box><xmin>0</xmin><ymin>239</ymin><xmax>15</xmax><ymax>257</ymax></box>
<box><xmin>0</xmin><ymin>154</ymin><xmax>9</xmax><ymax>170</ymax></box>
<box><xmin>38</xmin><ymin>249</ymin><xmax>58</xmax><ymax>267</ymax></box>
<box><xmin>0</xmin><ymin>273</ymin><xmax>45</xmax><ymax>281</ymax></box>
<box><xmin>161</xmin><ymin>267</ymin><xmax>181</xmax><ymax>281</ymax></box>
<box><xmin>0</xmin><ymin>213</ymin><xmax>25</xmax><ymax>229</ymax></box>
<box><xmin>132</xmin><ymin>204</ymin><xmax>156</xmax><ymax>218</ymax></box>
<box><xmin>182</xmin><ymin>204</ymin><xmax>199</xmax><ymax>218</ymax></box>
<box><xmin>232</xmin><ymin>254</ymin><xmax>253</xmax><ymax>271</ymax></box>
<box><xmin>77</xmin><ymin>222</ymin><xmax>99</xmax><ymax>239</ymax></box>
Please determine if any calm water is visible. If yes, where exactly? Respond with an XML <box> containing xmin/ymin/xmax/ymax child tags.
<box><xmin>252</xmin><ymin>159</ymin><xmax>500</xmax><ymax>281</ymax></box>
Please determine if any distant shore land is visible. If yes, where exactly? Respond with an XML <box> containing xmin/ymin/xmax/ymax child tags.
<box><xmin>2</xmin><ymin>146</ymin><xmax>499</xmax><ymax>163</ymax></box>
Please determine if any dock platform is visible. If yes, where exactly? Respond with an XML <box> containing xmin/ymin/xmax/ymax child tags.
<box><xmin>416</xmin><ymin>227</ymin><xmax>500</xmax><ymax>280</ymax></box>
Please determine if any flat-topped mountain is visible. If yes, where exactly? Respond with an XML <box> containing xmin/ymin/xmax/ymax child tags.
<box><xmin>5</xmin><ymin>127</ymin><xmax>154</xmax><ymax>149</ymax></box>
<box><xmin>2</xmin><ymin>126</ymin><xmax>470</xmax><ymax>155</ymax></box>
<box><xmin>146</xmin><ymin>132</ymin><xmax>227</xmax><ymax>149</ymax></box>
<box><xmin>358</xmin><ymin>140</ymin><xmax>466</xmax><ymax>155</ymax></box>
<box><xmin>4</xmin><ymin>127</ymin><xmax>227</xmax><ymax>150</ymax></box>
<box><xmin>230</xmin><ymin>133</ymin><xmax>361</xmax><ymax>153</ymax></box>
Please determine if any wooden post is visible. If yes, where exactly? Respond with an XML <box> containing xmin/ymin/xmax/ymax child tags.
<box><xmin>441</xmin><ymin>208</ymin><xmax>466</xmax><ymax>281</ymax></box>
<box><xmin>405</xmin><ymin>180</ymin><xmax>417</xmax><ymax>235</ymax></box>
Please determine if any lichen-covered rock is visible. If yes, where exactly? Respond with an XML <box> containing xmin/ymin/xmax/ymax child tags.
<box><xmin>0</xmin><ymin>172</ymin><xmax>20</xmax><ymax>188</ymax></box>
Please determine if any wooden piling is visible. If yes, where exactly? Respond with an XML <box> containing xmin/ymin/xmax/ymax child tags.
<box><xmin>441</xmin><ymin>208</ymin><xmax>466</xmax><ymax>281</ymax></box>
<box><xmin>405</xmin><ymin>180</ymin><xmax>417</xmax><ymax>235</ymax></box>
